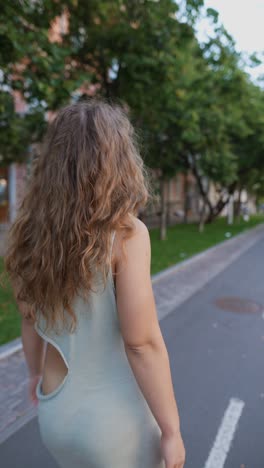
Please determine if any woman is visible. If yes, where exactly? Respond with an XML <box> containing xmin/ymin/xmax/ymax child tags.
<box><xmin>4</xmin><ymin>99</ymin><xmax>185</xmax><ymax>468</ymax></box>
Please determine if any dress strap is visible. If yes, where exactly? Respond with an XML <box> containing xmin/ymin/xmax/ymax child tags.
<box><xmin>109</xmin><ymin>230</ymin><xmax>116</xmax><ymax>293</ymax></box>
<box><xmin>110</xmin><ymin>230</ymin><xmax>116</xmax><ymax>261</ymax></box>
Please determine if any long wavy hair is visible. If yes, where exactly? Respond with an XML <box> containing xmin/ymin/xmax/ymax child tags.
<box><xmin>3</xmin><ymin>98</ymin><xmax>152</xmax><ymax>334</ymax></box>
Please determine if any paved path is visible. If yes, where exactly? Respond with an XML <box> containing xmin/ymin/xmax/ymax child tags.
<box><xmin>0</xmin><ymin>349</ymin><xmax>36</xmax><ymax>444</ymax></box>
<box><xmin>1</xmin><ymin>222</ymin><xmax>264</xmax><ymax>467</ymax></box>
<box><xmin>152</xmin><ymin>222</ymin><xmax>264</xmax><ymax>320</ymax></box>
<box><xmin>165</xmin><ymin>232</ymin><xmax>264</xmax><ymax>468</ymax></box>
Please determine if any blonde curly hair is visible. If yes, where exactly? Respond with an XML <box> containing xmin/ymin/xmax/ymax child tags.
<box><xmin>3</xmin><ymin>98</ymin><xmax>152</xmax><ymax>334</ymax></box>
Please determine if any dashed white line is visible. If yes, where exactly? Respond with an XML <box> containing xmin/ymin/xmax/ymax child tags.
<box><xmin>203</xmin><ymin>397</ymin><xmax>245</xmax><ymax>468</ymax></box>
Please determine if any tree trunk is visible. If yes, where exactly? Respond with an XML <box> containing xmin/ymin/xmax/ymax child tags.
<box><xmin>186</xmin><ymin>152</ymin><xmax>237</xmax><ymax>225</ymax></box>
<box><xmin>159</xmin><ymin>177</ymin><xmax>167</xmax><ymax>240</ymax></box>
<box><xmin>205</xmin><ymin>196</ymin><xmax>230</xmax><ymax>223</ymax></box>
<box><xmin>183</xmin><ymin>173</ymin><xmax>189</xmax><ymax>224</ymax></box>
<box><xmin>227</xmin><ymin>194</ymin><xmax>234</xmax><ymax>225</ymax></box>
<box><xmin>199</xmin><ymin>198</ymin><xmax>207</xmax><ymax>232</ymax></box>
<box><xmin>234</xmin><ymin>187</ymin><xmax>242</xmax><ymax>221</ymax></box>
<box><xmin>187</xmin><ymin>155</ymin><xmax>214</xmax><ymax>221</ymax></box>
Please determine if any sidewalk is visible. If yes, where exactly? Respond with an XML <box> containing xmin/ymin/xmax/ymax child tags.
<box><xmin>1</xmin><ymin>222</ymin><xmax>264</xmax><ymax>444</ymax></box>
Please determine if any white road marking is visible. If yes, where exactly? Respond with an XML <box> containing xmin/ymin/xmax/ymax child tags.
<box><xmin>204</xmin><ymin>398</ymin><xmax>245</xmax><ymax>468</ymax></box>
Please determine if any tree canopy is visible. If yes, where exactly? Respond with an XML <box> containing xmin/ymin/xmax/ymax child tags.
<box><xmin>0</xmin><ymin>0</ymin><xmax>263</xmax><ymax>221</ymax></box>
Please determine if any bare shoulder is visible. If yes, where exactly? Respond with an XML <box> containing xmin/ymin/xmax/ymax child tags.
<box><xmin>128</xmin><ymin>214</ymin><xmax>150</xmax><ymax>240</ymax></box>
<box><xmin>113</xmin><ymin>214</ymin><xmax>158</xmax><ymax>349</ymax></box>
<box><xmin>114</xmin><ymin>215</ymin><xmax>150</xmax><ymax>264</ymax></box>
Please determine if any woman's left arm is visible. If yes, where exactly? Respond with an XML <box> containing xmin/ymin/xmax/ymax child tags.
<box><xmin>21</xmin><ymin>316</ymin><xmax>46</xmax><ymax>405</ymax></box>
<box><xmin>11</xmin><ymin>279</ymin><xmax>46</xmax><ymax>403</ymax></box>
<box><xmin>21</xmin><ymin>316</ymin><xmax>46</xmax><ymax>379</ymax></box>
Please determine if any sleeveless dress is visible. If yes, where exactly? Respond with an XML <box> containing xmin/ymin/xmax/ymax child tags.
<box><xmin>34</xmin><ymin>231</ymin><xmax>165</xmax><ymax>468</ymax></box>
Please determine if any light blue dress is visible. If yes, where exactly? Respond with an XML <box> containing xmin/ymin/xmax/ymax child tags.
<box><xmin>34</xmin><ymin>231</ymin><xmax>165</xmax><ymax>467</ymax></box>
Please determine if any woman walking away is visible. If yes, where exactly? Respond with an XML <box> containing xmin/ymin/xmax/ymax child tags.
<box><xmin>4</xmin><ymin>99</ymin><xmax>185</xmax><ymax>468</ymax></box>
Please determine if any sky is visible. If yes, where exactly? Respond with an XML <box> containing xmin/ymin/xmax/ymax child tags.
<box><xmin>197</xmin><ymin>0</ymin><xmax>264</xmax><ymax>82</ymax></box>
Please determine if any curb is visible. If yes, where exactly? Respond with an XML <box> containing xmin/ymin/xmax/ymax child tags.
<box><xmin>151</xmin><ymin>221</ymin><xmax>264</xmax><ymax>283</ymax></box>
<box><xmin>0</xmin><ymin>337</ymin><xmax>22</xmax><ymax>361</ymax></box>
<box><xmin>1</xmin><ymin>221</ymin><xmax>264</xmax><ymax>361</ymax></box>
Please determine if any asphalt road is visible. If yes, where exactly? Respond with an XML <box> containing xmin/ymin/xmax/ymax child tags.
<box><xmin>1</xmin><ymin>235</ymin><xmax>264</xmax><ymax>468</ymax></box>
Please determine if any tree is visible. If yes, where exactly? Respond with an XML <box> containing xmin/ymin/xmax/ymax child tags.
<box><xmin>1</xmin><ymin>0</ymin><xmax>264</xmax><ymax>234</ymax></box>
<box><xmin>178</xmin><ymin>17</ymin><xmax>264</xmax><ymax>223</ymax></box>
<box><xmin>61</xmin><ymin>0</ymin><xmax>201</xmax><ymax>239</ymax></box>
<box><xmin>0</xmin><ymin>91</ymin><xmax>46</xmax><ymax>165</ymax></box>
<box><xmin>0</xmin><ymin>1</ymin><xmax>74</xmax><ymax>163</ymax></box>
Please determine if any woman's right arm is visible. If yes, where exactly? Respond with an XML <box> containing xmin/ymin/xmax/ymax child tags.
<box><xmin>115</xmin><ymin>217</ymin><xmax>185</xmax><ymax>468</ymax></box>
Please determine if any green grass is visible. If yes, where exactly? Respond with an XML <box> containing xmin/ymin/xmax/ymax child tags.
<box><xmin>149</xmin><ymin>214</ymin><xmax>264</xmax><ymax>275</ymax></box>
<box><xmin>1</xmin><ymin>213</ymin><xmax>264</xmax><ymax>346</ymax></box>
<box><xmin>0</xmin><ymin>256</ymin><xmax>22</xmax><ymax>346</ymax></box>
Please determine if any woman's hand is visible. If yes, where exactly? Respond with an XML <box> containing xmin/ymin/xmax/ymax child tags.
<box><xmin>28</xmin><ymin>373</ymin><xmax>41</xmax><ymax>406</ymax></box>
<box><xmin>160</xmin><ymin>431</ymin><xmax>186</xmax><ymax>468</ymax></box>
